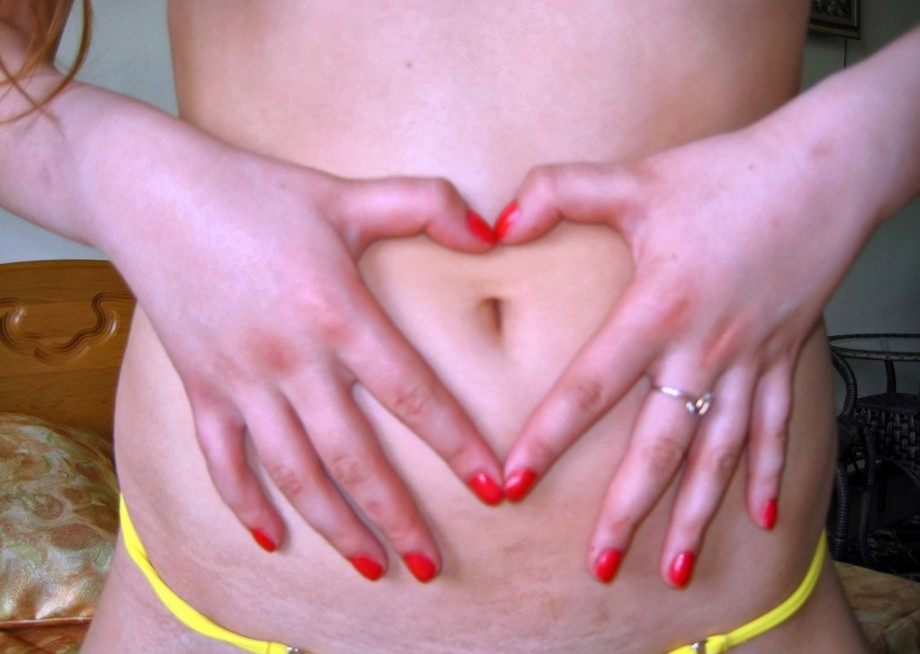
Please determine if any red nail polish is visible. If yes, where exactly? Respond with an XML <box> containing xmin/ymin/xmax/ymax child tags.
<box><xmin>468</xmin><ymin>472</ymin><xmax>504</xmax><ymax>506</ymax></box>
<box><xmin>349</xmin><ymin>556</ymin><xmax>384</xmax><ymax>582</ymax></box>
<box><xmin>403</xmin><ymin>553</ymin><xmax>438</xmax><ymax>583</ymax></box>
<box><xmin>467</xmin><ymin>210</ymin><xmax>497</xmax><ymax>244</ymax></box>
<box><xmin>668</xmin><ymin>552</ymin><xmax>695</xmax><ymax>588</ymax></box>
<box><xmin>504</xmin><ymin>468</ymin><xmax>537</xmax><ymax>502</ymax></box>
<box><xmin>495</xmin><ymin>201</ymin><xmax>519</xmax><ymax>241</ymax></box>
<box><xmin>250</xmin><ymin>528</ymin><xmax>277</xmax><ymax>553</ymax></box>
<box><xmin>762</xmin><ymin>498</ymin><xmax>778</xmax><ymax>530</ymax></box>
<box><xmin>595</xmin><ymin>549</ymin><xmax>623</xmax><ymax>583</ymax></box>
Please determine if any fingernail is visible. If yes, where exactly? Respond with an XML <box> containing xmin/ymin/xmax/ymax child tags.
<box><xmin>403</xmin><ymin>553</ymin><xmax>438</xmax><ymax>583</ymax></box>
<box><xmin>668</xmin><ymin>551</ymin><xmax>695</xmax><ymax>588</ymax></box>
<box><xmin>494</xmin><ymin>201</ymin><xmax>519</xmax><ymax>241</ymax></box>
<box><xmin>468</xmin><ymin>472</ymin><xmax>504</xmax><ymax>506</ymax></box>
<box><xmin>466</xmin><ymin>210</ymin><xmax>497</xmax><ymax>244</ymax></box>
<box><xmin>250</xmin><ymin>528</ymin><xmax>277</xmax><ymax>553</ymax></box>
<box><xmin>595</xmin><ymin>549</ymin><xmax>623</xmax><ymax>583</ymax></box>
<box><xmin>504</xmin><ymin>468</ymin><xmax>537</xmax><ymax>502</ymax></box>
<box><xmin>349</xmin><ymin>556</ymin><xmax>384</xmax><ymax>582</ymax></box>
<box><xmin>761</xmin><ymin>498</ymin><xmax>778</xmax><ymax>530</ymax></box>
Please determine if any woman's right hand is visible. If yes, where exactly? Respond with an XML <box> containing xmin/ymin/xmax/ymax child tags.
<box><xmin>83</xmin><ymin>108</ymin><xmax>504</xmax><ymax>583</ymax></box>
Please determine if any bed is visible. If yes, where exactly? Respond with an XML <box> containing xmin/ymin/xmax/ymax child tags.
<box><xmin>0</xmin><ymin>259</ymin><xmax>918</xmax><ymax>653</ymax></box>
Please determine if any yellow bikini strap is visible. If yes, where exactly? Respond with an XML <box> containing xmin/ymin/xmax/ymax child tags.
<box><xmin>666</xmin><ymin>531</ymin><xmax>826</xmax><ymax>654</ymax></box>
<box><xmin>120</xmin><ymin>496</ymin><xmax>297</xmax><ymax>654</ymax></box>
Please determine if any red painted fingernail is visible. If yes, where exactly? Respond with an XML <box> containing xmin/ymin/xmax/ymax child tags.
<box><xmin>668</xmin><ymin>551</ymin><xmax>695</xmax><ymax>588</ymax></box>
<box><xmin>494</xmin><ymin>201</ymin><xmax>519</xmax><ymax>241</ymax></box>
<box><xmin>468</xmin><ymin>472</ymin><xmax>504</xmax><ymax>506</ymax></box>
<box><xmin>349</xmin><ymin>556</ymin><xmax>384</xmax><ymax>582</ymax></box>
<box><xmin>761</xmin><ymin>498</ymin><xmax>778</xmax><ymax>530</ymax></box>
<box><xmin>403</xmin><ymin>553</ymin><xmax>438</xmax><ymax>583</ymax></box>
<box><xmin>467</xmin><ymin>210</ymin><xmax>497</xmax><ymax>244</ymax></box>
<box><xmin>595</xmin><ymin>549</ymin><xmax>623</xmax><ymax>583</ymax></box>
<box><xmin>504</xmin><ymin>468</ymin><xmax>537</xmax><ymax>502</ymax></box>
<box><xmin>250</xmin><ymin>528</ymin><xmax>277</xmax><ymax>553</ymax></box>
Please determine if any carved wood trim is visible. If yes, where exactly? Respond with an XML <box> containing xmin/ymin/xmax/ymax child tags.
<box><xmin>0</xmin><ymin>291</ymin><xmax>133</xmax><ymax>364</ymax></box>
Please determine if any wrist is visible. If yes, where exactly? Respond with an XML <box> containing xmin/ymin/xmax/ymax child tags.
<box><xmin>70</xmin><ymin>88</ymin><xmax>237</xmax><ymax>261</ymax></box>
<box><xmin>768</xmin><ymin>26</ymin><xmax>920</xmax><ymax>236</ymax></box>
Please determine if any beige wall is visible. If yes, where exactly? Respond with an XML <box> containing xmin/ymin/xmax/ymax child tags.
<box><xmin>1</xmin><ymin>1</ymin><xmax>918</xmax><ymax>337</ymax></box>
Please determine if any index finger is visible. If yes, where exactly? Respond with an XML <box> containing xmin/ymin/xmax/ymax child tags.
<box><xmin>502</xmin><ymin>282</ymin><xmax>665</xmax><ymax>499</ymax></box>
<box><xmin>336</xmin><ymin>282</ymin><xmax>506</xmax><ymax>507</ymax></box>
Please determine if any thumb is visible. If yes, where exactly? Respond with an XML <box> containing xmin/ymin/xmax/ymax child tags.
<box><xmin>496</xmin><ymin>162</ymin><xmax>639</xmax><ymax>244</ymax></box>
<box><xmin>333</xmin><ymin>176</ymin><xmax>497</xmax><ymax>254</ymax></box>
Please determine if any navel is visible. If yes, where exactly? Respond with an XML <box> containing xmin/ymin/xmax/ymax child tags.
<box><xmin>477</xmin><ymin>296</ymin><xmax>505</xmax><ymax>338</ymax></box>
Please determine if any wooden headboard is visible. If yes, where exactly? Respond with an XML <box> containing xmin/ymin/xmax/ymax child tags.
<box><xmin>0</xmin><ymin>260</ymin><xmax>135</xmax><ymax>437</ymax></box>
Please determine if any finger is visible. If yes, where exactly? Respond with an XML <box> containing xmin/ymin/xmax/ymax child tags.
<box><xmin>287</xmin><ymin>368</ymin><xmax>444</xmax><ymax>583</ymax></box>
<box><xmin>241</xmin><ymin>391</ymin><xmax>389</xmax><ymax>582</ymax></box>
<box><xmin>586</xmin><ymin>364</ymin><xmax>712</xmax><ymax>586</ymax></box>
<box><xmin>188</xmin><ymin>389</ymin><xmax>286</xmax><ymax>554</ymax></box>
<box><xmin>659</xmin><ymin>366</ymin><xmax>755</xmax><ymax>586</ymax></box>
<box><xmin>502</xmin><ymin>280</ymin><xmax>665</xmax><ymax>501</ymax></box>
<box><xmin>336</xmin><ymin>286</ymin><xmax>505</xmax><ymax>508</ymax></box>
<box><xmin>496</xmin><ymin>162</ymin><xmax>640</xmax><ymax>244</ymax></box>
<box><xmin>334</xmin><ymin>176</ymin><xmax>496</xmax><ymax>253</ymax></box>
<box><xmin>746</xmin><ymin>359</ymin><xmax>795</xmax><ymax>531</ymax></box>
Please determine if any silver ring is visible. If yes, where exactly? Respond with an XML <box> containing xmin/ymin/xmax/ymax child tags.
<box><xmin>653</xmin><ymin>385</ymin><xmax>713</xmax><ymax>417</ymax></box>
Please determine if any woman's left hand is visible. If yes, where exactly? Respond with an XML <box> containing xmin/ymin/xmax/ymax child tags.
<box><xmin>496</xmin><ymin>120</ymin><xmax>873</xmax><ymax>587</ymax></box>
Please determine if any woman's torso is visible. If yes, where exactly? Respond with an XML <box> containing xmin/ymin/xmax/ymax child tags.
<box><xmin>114</xmin><ymin>2</ymin><xmax>858</xmax><ymax>652</ymax></box>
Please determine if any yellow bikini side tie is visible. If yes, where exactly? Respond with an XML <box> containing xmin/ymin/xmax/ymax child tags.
<box><xmin>667</xmin><ymin>531</ymin><xmax>826</xmax><ymax>654</ymax></box>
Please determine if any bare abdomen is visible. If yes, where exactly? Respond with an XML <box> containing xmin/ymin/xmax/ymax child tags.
<box><xmin>114</xmin><ymin>215</ymin><xmax>837</xmax><ymax>652</ymax></box>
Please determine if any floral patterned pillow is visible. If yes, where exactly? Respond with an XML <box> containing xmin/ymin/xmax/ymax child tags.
<box><xmin>0</xmin><ymin>413</ymin><xmax>118</xmax><ymax>628</ymax></box>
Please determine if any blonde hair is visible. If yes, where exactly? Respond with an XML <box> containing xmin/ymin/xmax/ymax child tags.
<box><xmin>0</xmin><ymin>0</ymin><xmax>93</xmax><ymax>118</ymax></box>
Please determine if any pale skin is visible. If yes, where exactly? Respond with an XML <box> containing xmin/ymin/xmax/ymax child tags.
<box><xmin>1</xmin><ymin>1</ymin><xmax>919</xmax><ymax>651</ymax></box>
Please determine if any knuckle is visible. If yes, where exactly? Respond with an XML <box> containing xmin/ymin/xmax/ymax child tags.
<box><xmin>649</xmin><ymin>293</ymin><xmax>693</xmax><ymax>334</ymax></box>
<box><xmin>567</xmin><ymin>374</ymin><xmax>607</xmax><ymax>413</ymax></box>
<box><xmin>377</xmin><ymin>509</ymin><xmax>419</xmax><ymax>544</ymax></box>
<box><xmin>701</xmin><ymin>324</ymin><xmax>748</xmax><ymax>371</ymax></box>
<box><xmin>268</xmin><ymin>462</ymin><xmax>306</xmax><ymax>499</ymax></box>
<box><xmin>708</xmin><ymin>444</ymin><xmax>742</xmax><ymax>483</ymax></box>
<box><xmin>418</xmin><ymin>176</ymin><xmax>459</xmax><ymax>213</ymax></box>
<box><xmin>601</xmin><ymin>513</ymin><xmax>637</xmax><ymax>540</ymax></box>
<box><xmin>641</xmin><ymin>435</ymin><xmax>686</xmax><ymax>476</ymax></box>
<box><xmin>436</xmin><ymin>436</ymin><xmax>474</xmax><ymax>471</ymax></box>
<box><xmin>300</xmin><ymin>493</ymin><xmax>354</xmax><ymax>543</ymax></box>
<box><xmin>357</xmin><ymin>493</ymin><xmax>418</xmax><ymax>544</ymax></box>
<box><xmin>767</xmin><ymin>427</ymin><xmax>789</xmax><ymax>448</ymax></box>
<box><xmin>522</xmin><ymin>436</ymin><xmax>561</xmax><ymax>469</ymax></box>
<box><xmin>524</xmin><ymin>164</ymin><xmax>560</xmax><ymax>203</ymax></box>
<box><xmin>326</xmin><ymin>451</ymin><xmax>374</xmax><ymax>490</ymax></box>
<box><xmin>759</xmin><ymin>469</ymin><xmax>783</xmax><ymax>491</ymax></box>
<box><xmin>304</xmin><ymin>288</ymin><xmax>355</xmax><ymax>344</ymax></box>
<box><xmin>392</xmin><ymin>380</ymin><xmax>433</xmax><ymax>425</ymax></box>
<box><xmin>318</xmin><ymin>521</ymin><xmax>367</xmax><ymax>556</ymax></box>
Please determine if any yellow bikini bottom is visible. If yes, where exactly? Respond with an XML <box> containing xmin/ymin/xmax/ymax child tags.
<box><xmin>120</xmin><ymin>497</ymin><xmax>824</xmax><ymax>654</ymax></box>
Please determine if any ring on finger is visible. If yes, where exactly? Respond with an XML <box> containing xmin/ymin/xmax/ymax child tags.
<box><xmin>652</xmin><ymin>385</ymin><xmax>713</xmax><ymax>417</ymax></box>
